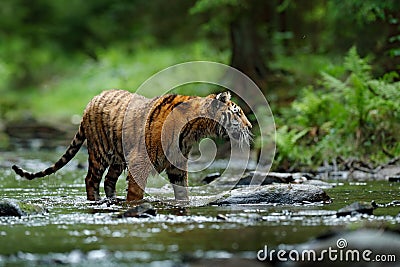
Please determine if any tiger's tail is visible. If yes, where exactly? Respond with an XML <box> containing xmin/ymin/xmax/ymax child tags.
<box><xmin>12</xmin><ymin>124</ymin><xmax>86</xmax><ymax>180</ymax></box>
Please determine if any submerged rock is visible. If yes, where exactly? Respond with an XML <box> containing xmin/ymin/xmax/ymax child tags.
<box><xmin>336</xmin><ymin>201</ymin><xmax>375</xmax><ymax>217</ymax></box>
<box><xmin>235</xmin><ymin>171</ymin><xmax>294</xmax><ymax>187</ymax></box>
<box><xmin>118</xmin><ymin>203</ymin><xmax>156</xmax><ymax>218</ymax></box>
<box><xmin>201</xmin><ymin>172</ymin><xmax>221</xmax><ymax>184</ymax></box>
<box><xmin>211</xmin><ymin>184</ymin><xmax>331</xmax><ymax>205</ymax></box>
<box><xmin>388</xmin><ymin>175</ymin><xmax>400</xmax><ymax>182</ymax></box>
<box><xmin>216</xmin><ymin>214</ymin><xmax>228</xmax><ymax>221</ymax></box>
<box><xmin>0</xmin><ymin>199</ymin><xmax>46</xmax><ymax>217</ymax></box>
<box><xmin>208</xmin><ymin>171</ymin><xmax>334</xmax><ymax>190</ymax></box>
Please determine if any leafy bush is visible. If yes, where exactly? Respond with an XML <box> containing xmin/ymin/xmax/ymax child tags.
<box><xmin>269</xmin><ymin>47</ymin><xmax>400</xmax><ymax>169</ymax></box>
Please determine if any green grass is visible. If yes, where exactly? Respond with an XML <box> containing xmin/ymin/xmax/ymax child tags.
<box><xmin>4</xmin><ymin>41</ymin><xmax>229</xmax><ymax>123</ymax></box>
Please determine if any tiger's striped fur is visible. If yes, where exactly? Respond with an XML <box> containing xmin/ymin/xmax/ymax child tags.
<box><xmin>12</xmin><ymin>90</ymin><xmax>252</xmax><ymax>201</ymax></box>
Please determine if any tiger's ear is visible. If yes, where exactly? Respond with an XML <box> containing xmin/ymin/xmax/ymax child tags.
<box><xmin>215</xmin><ymin>92</ymin><xmax>231</xmax><ymax>103</ymax></box>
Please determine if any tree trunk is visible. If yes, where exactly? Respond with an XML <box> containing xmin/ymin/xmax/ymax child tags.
<box><xmin>229</xmin><ymin>15</ymin><xmax>268</xmax><ymax>89</ymax></box>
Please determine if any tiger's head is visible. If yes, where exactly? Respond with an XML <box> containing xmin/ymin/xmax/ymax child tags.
<box><xmin>208</xmin><ymin>92</ymin><xmax>252</xmax><ymax>146</ymax></box>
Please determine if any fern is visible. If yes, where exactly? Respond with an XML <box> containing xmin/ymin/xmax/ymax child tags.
<box><xmin>267</xmin><ymin>47</ymin><xmax>400</xmax><ymax>170</ymax></box>
<box><xmin>344</xmin><ymin>46</ymin><xmax>372</xmax><ymax>81</ymax></box>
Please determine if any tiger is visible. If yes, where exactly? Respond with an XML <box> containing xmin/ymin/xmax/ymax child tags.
<box><xmin>12</xmin><ymin>89</ymin><xmax>252</xmax><ymax>202</ymax></box>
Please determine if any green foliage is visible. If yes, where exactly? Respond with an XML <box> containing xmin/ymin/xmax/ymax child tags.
<box><xmin>325</xmin><ymin>0</ymin><xmax>400</xmax><ymax>69</ymax></box>
<box><xmin>0</xmin><ymin>0</ymin><xmax>202</xmax><ymax>91</ymax></box>
<box><xmin>330</xmin><ymin>0</ymin><xmax>399</xmax><ymax>24</ymax></box>
<box><xmin>275</xmin><ymin>126</ymin><xmax>311</xmax><ymax>167</ymax></box>
<box><xmin>269</xmin><ymin>47</ymin><xmax>400</xmax><ymax>169</ymax></box>
<box><xmin>190</xmin><ymin>0</ymin><xmax>244</xmax><ymax>13</ymax></box>
<box><xmin>1</xmin><ymin>41</ymin><xmax>228</xmax><ymax>122</ymax></box>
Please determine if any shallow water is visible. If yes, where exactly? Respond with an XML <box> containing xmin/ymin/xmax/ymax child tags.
<box><xmin>0</xmin><ymin>150</ymin><xmax>399</xmax><ymax>266</ymax></box>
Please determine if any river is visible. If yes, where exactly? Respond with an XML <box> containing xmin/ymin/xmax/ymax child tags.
<box><xmin>0</xmin><ymin>148</ymin><xmax>399</xmax><ymax>266</ymax></box>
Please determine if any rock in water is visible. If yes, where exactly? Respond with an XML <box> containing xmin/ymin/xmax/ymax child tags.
<box><xmin>212</xmin><ymin>184</ymin><xmax>331</xmax><ymax>205</ymax></box>
<box><xmin>388</xmin><ymin>175</ymin><xmax>400</xmax><ymax>182</ymax></box>
<box><xmin>336</xmin><ymin>201</ymin><xmax>375</xmax><ymax>217</ymax></box>
<box><xmin>202</xmin><ymin>172</ymin><xmax>221</xmax><ymax>184</ymax></box>
<box><xmin>0</xmin><ymin>199</ymin><xmax>45</xmax><ymax>217</ymax></box>
<box><xmin>118</xmin><ymin>203</ymin><xmax>156</xmax><ymax>218</ymax></box>
<box><xmin>0</xmin><ymin>199</ymin><xmax>24</xmax><ymax>217</ymax></box>
<box><xmin>235</xmin><ymin>171</ymin><xmax>294</xmax><ymax>187</ymax></box>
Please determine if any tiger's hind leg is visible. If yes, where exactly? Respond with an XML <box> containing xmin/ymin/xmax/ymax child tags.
<box><xmin>85</xmin><ymin>153</ymin><xmax>108</xmax><ymax>201</ymax></box>
<box><xmin>104</xmin><ymin>163</ymin><xmax>124</xmax><ymax>199</ymax></box>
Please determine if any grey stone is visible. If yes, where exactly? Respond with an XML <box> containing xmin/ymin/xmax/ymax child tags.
<box><xmin>388</xmin><ymin>175</ymin><xmax>400</xmax><ymax>182</ymax></box>
<box><xmin>235</xmin><ymin>171</ymin><xmax>294</xmax><ymax>187</ymax></box>
<box><xmin>118</xmin><ymin>202</ymin><xmax>156</xmax><ymax>218</ymax></box>
<box><xmin>202</xmin><ymin>172</ymin><xmax>221</xmax><ymax>184</ymax></box>
<box><xmin>0</xmin><ymin>199</ymin><xmax>46</xmax><ymax>217</ymax></box>
<box><xmin>337</xmin><ymin>201</ymin><xmax>375</xmax><ymax>217</ymax></box>
<box><xmin>211</xmin><ymin>184</ymin><xmax>331</xmax><ymax>205</ymax></box>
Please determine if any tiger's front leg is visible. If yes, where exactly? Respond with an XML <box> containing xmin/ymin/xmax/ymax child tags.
<box><xmin>126</xmin><ymin>171</ymin><xmax>146</xmax><ymax>202</ymax></box>
<box><xmin>166</xmin><ymin>167</ymin><xmax>189</xmax><ymax>201</ymax></box>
